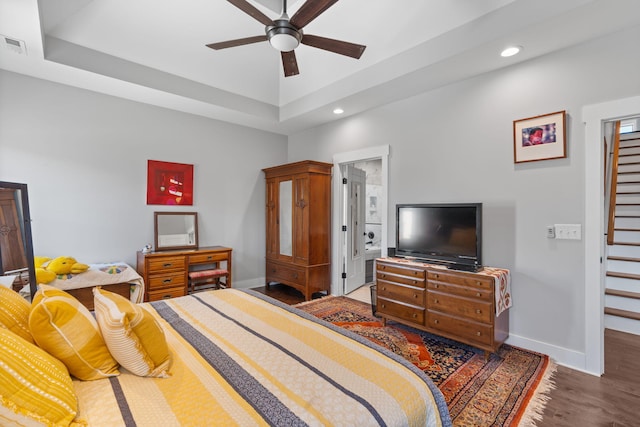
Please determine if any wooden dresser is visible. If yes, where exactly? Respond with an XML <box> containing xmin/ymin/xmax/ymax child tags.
<box><xmin>262</xmin><ymin>161</ymin><xmax>332</xmax><ymax>301</ymax></box>
<box><xmin>136</xmin><ymin>246</ymin><xmax>232</xmax><ymax>302</ymax></box>
<box><xmin>376</xmin><ymin>258</ymin><xmax>509</xmax><ymax>357</ymax></box>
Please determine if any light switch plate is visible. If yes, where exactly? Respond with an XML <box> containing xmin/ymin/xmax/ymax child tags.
<box><xmin>555</xmin><ymin>224</ymin><xmax>581</xmax><ymax>240</ymax></box>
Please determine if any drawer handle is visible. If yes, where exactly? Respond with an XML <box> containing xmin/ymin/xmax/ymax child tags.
<box><xmin>162</xmin><ymin>294</ymin><xmax>172</xmax><ymax>299</ymax></box>
<box><xmin>414</xmin><ymin>294</ymin><xmax>418</xmax><ymax>298</ymax></box>
<box><xmin>412</xmin><ymin>280</ymin><xmax>417</xmax><ymax>284</ymax></box>
<box><xmin>476</xmin><ymin>331</ymin><xmax>482</xmax><ymax>336</ymax></box>
<box><xmin>434</xmin><ymin>274</ymin><xmax>439</xmax><ymax>278</ymax></box>
<box><xmin>207</xmin><ymin>256</ymin><xmax>213</xmax><ymax>260</ymax></box>
<box><xmin>381</xmin><ymin>304</ymin><xmax>386</xmax><ymax>309</ymax></box>
<box><xmin>412</xmin><ymin>313</ymin><xmax>417</xmax><ymax>318</ymax></box>
<box><xmin>272</xmin><ymin>269</ymin><xmax>276</xmax><ymax>273</ymax></box>
<box><xmin>381</xmin><ymin>265</ymin><xmax>386</xmax><ymax>270</ymax></box>
<box><xmin>163</xmin><ymin>263</ymin><xmax>173</xmax><ymax>268</ymax></box>
<box><xmin>434</xmin><ymin>319</ymin><xmax>439</xmax><ymax>324</ymax></box>
<box><xmin>163</xmin><ymin>278</ymin><xmax>173</xmax><ymax>284</ymax></box>
<box><xmin>434</xmin><ymin>284</ymin><xmax>439</xmax><ymax>288</ymax></box>
<box><xmin>293</xmin><ymin>273</ymin><xmax>298</xmax><ymax>279</ymax></box>
<box><xmin>476</xmin><ymin>292</ymin><xmax>482</xmax><ymax>297</ymax></box>
<box><xmin>382</xmin><ymin>286</ymin><xmax>386</xmax><ymax>291</ymax></box>
<box><xmin>381</xmin><ymin>274</ymin><xmax>386</xmax><ymax>278</ymax></box>
<box><xmin>434</xmin><ymin>299</ymin><xmax>439</xmax><ymax>304</ymax></box>
<box><xmin>476</xmin><ymin>281</ymin><xmax>482</xmax><ymax>286</ymax></box>
<box><xmin>476</xmin><ymin>309</ymin><xmax>482</xmax><ymax>314</ymax></box>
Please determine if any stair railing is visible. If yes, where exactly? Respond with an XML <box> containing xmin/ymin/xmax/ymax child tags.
<box><xmin>607</xmin><ymin>121</ymin><xmax>622</xmax><ymax>245</ymax></box>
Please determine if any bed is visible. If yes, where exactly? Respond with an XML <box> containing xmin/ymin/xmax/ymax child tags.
<box><xmin>69</xmin><ymin>289</ymin><xmax>451</xmax><ymax>426</ymax></box>
<box><xmin>24</xmin><ymin>262</ymin><xmax>145</xmax><ymax>310</ymax></box>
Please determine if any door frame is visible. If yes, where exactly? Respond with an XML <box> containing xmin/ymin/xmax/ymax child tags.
<box><xmin>584</xmin><ymin>94</ymin><xmax>640</xmax><ymax>375</ymax></box>
<box><xmin>332</xmin><ymin>145</ymin><xmax>390</xmax><ymax>296</ymax></box>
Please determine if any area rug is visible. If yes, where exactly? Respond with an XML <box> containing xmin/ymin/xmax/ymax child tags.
<box><xmin>296</xmin><ymin>296</ymin><xmax>556</xmax><ymax>427</ymax></box>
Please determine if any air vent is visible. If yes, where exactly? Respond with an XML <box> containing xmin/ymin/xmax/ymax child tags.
<box><xmin>1</xmin><ymin>35</ymin><xmax>27</xmax><ymax>55</ymax></box>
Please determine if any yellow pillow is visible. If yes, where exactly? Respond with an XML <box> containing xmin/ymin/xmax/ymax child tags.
<box><xmin>93</xmin><ymin>287</ymin><xmax>172</xmax><ymax>377</ymax></box>
<box><xmin>29</xmin><ymin>284</ymin><xmax>120</xmax><ymax>381</ymax></box>
<box><xmin>0</xmin><ymin>328</ymin><xmax>78</xmax><ymax>426</ymax></box>
<box><xmin>0</xmin><ymin>285</ymin><xmax>34</xmax><ymax>343</ymax></box>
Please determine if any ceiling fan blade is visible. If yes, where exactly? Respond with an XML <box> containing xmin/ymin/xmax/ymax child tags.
<box><xmin>289</xmin><ymin>0</ymin><xmax>339</xmax><ymax>29</ymax></box>
<box><xmin>301</xmin><ymin>34</ymin><xmax>366</xmax><ymax>59</ymax></box>
<box><xmin>281</xmin><ymin>51</ymin><xmax>300</xmax><ymax>77</ymax></box>
<box><xmin>206</xmin><ymin>35</ymin><xmax>268</xmax><ymax>50</ymax></box>
<box><xmin>227</xmin><ymin>0</ymin><xmax>274</xmax><ymax>26</ymax></box>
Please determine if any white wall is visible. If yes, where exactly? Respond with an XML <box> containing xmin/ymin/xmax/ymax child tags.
<box><xmin>287</xmin><ymin>25</ymin><xmax>640</xmax><ymax>370</ymax></box>
<box><xmin>0</xmin><ymin>70</ymin><xmax>288</xmax><ymax>288</ymax></box>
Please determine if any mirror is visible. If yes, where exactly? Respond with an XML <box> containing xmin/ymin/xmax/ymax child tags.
<box><xmin>0</xmin><ymin>181</ymin><xmax>37</xmax><ymax>300</ymax></box>
<box><xmin>154</xmin><ymin>212</ymin><xmax>198</xmax><ymax>251</ymax></box>
<box><xmin>279</xmin><ymin>180</ymin><xmax>292</xmax><ymax>256</ymax></box>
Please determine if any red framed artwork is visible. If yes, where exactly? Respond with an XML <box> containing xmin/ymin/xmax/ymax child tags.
<box><xmin>146</xmin><ymin>160</ymin><xmax>194</xmax><ymax>205</ymax></box>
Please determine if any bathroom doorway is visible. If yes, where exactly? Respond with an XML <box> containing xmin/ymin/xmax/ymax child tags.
<box><xmin>332</xmin><ymin>145</ymin><xmax>389</xmax><ymax>296</ymax></box>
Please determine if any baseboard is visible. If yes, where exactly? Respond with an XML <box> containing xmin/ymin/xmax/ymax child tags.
<box><xmin>505</xmin><ymin>334</ymin><xmax>594</xmax><ymax>375</ymax></box>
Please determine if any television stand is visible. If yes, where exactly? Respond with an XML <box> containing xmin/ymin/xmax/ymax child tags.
<box><xmin>375</xmin><ymin>257</ymin><xmax>509</xmax><ymax>358</ymax></box>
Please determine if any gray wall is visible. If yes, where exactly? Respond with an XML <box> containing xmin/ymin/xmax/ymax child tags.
<box><xmin>0</xmin><ymin>70</ymin><xmax>288</xmax><ymax>288</ymax></box>
<box><xmin>2</xmin><ymin>23</ymin><xmax>640</xmax><ymax>371</ymax></box>
<box><xmin>287</xmin><ymin>25</ymin><xmax>640</xmax><ymax>365</ymax></box>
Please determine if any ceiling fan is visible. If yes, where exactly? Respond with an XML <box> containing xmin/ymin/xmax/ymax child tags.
<box><xmin>206</xmin><ymin>0</ymin><xmax>366</xmax><ymax>77</ymax></box>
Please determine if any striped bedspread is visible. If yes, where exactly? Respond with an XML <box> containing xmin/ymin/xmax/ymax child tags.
<box><xmin>73</xmin><ymin>289</ymin><xmax>451</xmax><ymax>426</ymax></box>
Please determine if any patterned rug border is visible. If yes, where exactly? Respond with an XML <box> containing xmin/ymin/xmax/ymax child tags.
<box><xmin>295</xmin><ymin>295</ymin><xmax>557</xmax><ymax>427</ymax></box>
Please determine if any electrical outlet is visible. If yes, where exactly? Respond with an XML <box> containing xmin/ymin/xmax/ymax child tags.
<box><xmin>546</xmin><ymin>226</ymin><xmax>555</xmax><ymax>238</ymax></box>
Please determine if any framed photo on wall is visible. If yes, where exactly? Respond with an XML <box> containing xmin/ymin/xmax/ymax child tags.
<box><xmin>513</xmin><ymin>110</ymin><xmax>566</xmax><ymax>163</ymax></box>
<box><xmin>147</xmin><ymin>160</ymin><xmax>194</xmax><ymax>205</ymax></box>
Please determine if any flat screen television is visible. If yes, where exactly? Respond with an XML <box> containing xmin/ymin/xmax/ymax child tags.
<box><xmin>395</xmin><ymin>203</ymin><xmax>482</xmax><ymax>271</ymax></box>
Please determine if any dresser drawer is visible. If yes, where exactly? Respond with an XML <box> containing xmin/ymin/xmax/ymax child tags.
<box><xmin>427</xmin><ymin>311</ymin><xmax>493</xmax><ymax>346</ymax></box>
<box><xmin>427</xmin><ymin>280</ymin><xmax>492</xmax><ymax>301</ymax></box>
<box><xmin>427</xmin><ymin>270</ymin><xmax>493</xmax><ymax>291</ymax></box>
<box><xmin>189</xmin><ymin>252</ymin><xmax>228</xmax><ymax>264</ymax></box>
<box><xmin>427</xmin><ymin>291</ymin><xmax>492</xmax><ymax>323</ymax></box>
<box><xmin>147</xmin><ymin>286</ymin><xmax>185</xmax><ymax>301</ymax></box>
<box><xmin>377</xmin><ymin>271</ymin><xmax>426</xmax><ymax>288</ymax></box>
<box><xmin>147</xmin><ymin>256</ymin><xmax>186</xmax><ymax>273</ymax></box>
<box><xmin>148</xmin><ymin>271</ymin><xmax>186</xmax><ymax>290</ymax></box>
<box><xmin>377</xmin><ymin>280</ymin><xmax>425</xmax><ymax>305</ymax></box>
<box><xmin>377</xmin><ymin>262</ymin><xmax>426</xmax><ymax>280</ymax></box>
<box><xmin>377</xmin><ymin>297</ymin><xmax>425</xmax><ymax>325</ymax></box>
<box><xmin>266</xmin><ymin>261</ymin><xmax>305</xmax><ymax>286</ymax></box>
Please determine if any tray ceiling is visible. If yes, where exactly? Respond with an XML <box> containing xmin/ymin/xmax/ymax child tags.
<box><xmin>1</xmin><ymin>0</ymin><xmax>639</xmax><ymax>135</ymax></box>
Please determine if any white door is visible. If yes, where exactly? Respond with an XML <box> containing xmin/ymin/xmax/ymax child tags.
<box><xmin>344</xmin><ymin>165</ymin><xmax>366</xmax><ymax>294</ymax></box>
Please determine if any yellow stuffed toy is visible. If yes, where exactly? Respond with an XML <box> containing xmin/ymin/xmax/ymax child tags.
<box><xmin>34</xmin><ymin>256</ymin><xmax>90</xmax><ymax>284</ymax></box>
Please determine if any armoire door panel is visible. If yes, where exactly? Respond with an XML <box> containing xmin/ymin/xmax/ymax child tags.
<box><xmin>265</xmin><ymin>179</ymin><xmax>278</xmax><ymax>259</ymax></box>
<box><xmin>294</xmin><ymin>175</ymin><xmax>310</xmax><ymax>264</ymax></box>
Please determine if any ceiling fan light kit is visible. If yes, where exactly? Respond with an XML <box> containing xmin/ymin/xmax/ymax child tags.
<box><xmin>207</xmin><ymin>0</ymin><xmax>366</xmax><ymax>77</ymax></box>
<box><xmin>267</xmin><ymin>19</ymin><xmax>302</xmax><ymax>52</ymax></box>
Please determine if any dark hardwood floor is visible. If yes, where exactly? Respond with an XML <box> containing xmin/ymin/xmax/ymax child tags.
<box><xmin>251</xmin><ymin>283</ymin><xmax>312</xmax><ymax>305</ymax></box>
<box><xmin>252</xmin><ymin>285</ymin><xmax>640</xmax><ymax>426</ymax></box>
<box><xmin>538</xmin><ymin>328</ymin><xmax>640</xmax><ymax>427</ymax></box>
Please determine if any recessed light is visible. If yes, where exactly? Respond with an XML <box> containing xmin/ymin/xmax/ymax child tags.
<box><xmin>501</xmin><ymin>46</ymin><xmax>522</xmax><ymax>57</ymax></box>
<box><xmin>333</xmin><ymin>108</ymin><xmax>344</xmax><ymax>115</ymax></box>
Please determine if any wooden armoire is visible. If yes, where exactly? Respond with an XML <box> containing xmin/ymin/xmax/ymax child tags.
<box><xmin>262</xmin><ymin>160</ymin><xmax>332</xmax><ymax>301</ymax></box>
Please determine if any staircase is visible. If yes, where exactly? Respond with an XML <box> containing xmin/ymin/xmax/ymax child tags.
<box><xmin>606</xmin><ymin>129</ymin><xmax>640</xmax><ymax>335</ymax></box>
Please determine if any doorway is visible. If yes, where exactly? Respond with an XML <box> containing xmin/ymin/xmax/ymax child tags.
<box><xmin>331</xmin><ymin>145</ymin><xmax>390</xmax><ymax>297</ymax></box>
<box><xmin>584</xmin><ymin>95</ymin><xmax>640</xmax><ymax>375</ymax></box>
